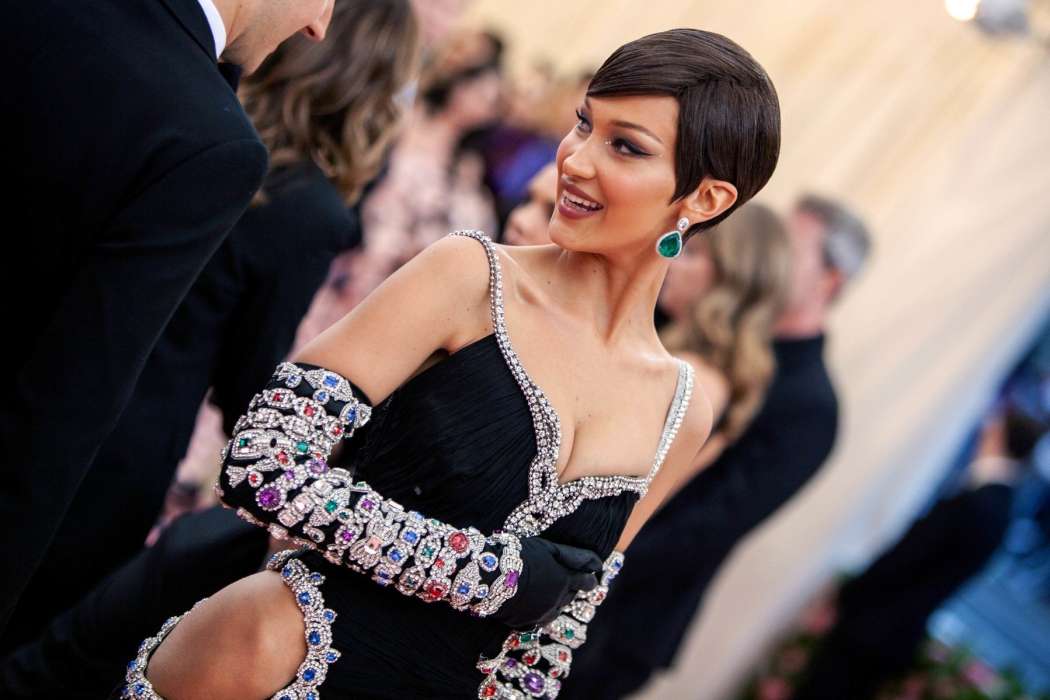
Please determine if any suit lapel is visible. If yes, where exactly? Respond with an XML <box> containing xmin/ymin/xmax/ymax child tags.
<box><xmin>157</xmin><ymin>0</ymin><xmax>218</xmax><ymax>62</ymax></box>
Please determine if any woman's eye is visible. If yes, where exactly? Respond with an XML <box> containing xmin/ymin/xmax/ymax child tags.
<box><xmin>574</xmin><ymin>110</ymin><xmax>591</xmax><ymax>132</ymax></box>
<box><xmin>611</xmin><ymin>138</ymin><xmax>647</xmax><ymax>157</ymax></box>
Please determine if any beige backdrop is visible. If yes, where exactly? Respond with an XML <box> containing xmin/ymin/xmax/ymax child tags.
<box><xmin>464</xmin><ymin>1</ymin><xmax>1050</xmax><ymax>697</ymax></box>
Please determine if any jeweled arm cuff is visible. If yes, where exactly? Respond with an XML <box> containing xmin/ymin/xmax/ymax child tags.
<box><xmin>216</xmin><ymin>362</ymin><xmax>522</xmax><ymax>617</ymax></box>
<box><xmin>476</xmin><ymin>551</ymin><xmax>625</xmax><ymax>699</ymax></box>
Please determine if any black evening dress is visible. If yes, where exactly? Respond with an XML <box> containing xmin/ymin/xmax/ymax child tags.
<box><xmin>125</xmin><ymin>232</ymin><xmax>694</xmax><ymax>699</ymax></box>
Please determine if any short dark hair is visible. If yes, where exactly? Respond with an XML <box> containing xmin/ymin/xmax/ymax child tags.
<box><xmin>587</xmin><ymin>28</ymin><xmax>781</xmax><ymax>238</ymax></box>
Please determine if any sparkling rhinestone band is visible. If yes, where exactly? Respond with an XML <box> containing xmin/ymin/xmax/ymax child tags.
<box><xmin>476</xmin><ymin>551</ymin><xmax>625</xmax><ymax>699</ymax></box>
<box><xmin>121</xmin><ymin>550</ymin><xmax>340</xmax><ymax>700</ymax></box>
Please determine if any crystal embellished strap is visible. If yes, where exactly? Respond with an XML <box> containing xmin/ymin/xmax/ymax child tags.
<box><xmin>640</xmin><ymin>359</ymin><xmax>694</xmax><ymax>496</ymax></box>
<box><xmin>121</xmin><ymin>550</ymin><xmax>340</xmax><ymax>700</ymax></box>
<box><xmin>476</xmin><ymin>551</ymin><xmax>625</xmax><ymax>699</ymax></box>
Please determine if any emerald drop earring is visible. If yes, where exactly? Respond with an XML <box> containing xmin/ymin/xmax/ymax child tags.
<box><xmin>656</xmin><ymin>217</ymin><xmax>689</xmax><ymax>258</ymax></box>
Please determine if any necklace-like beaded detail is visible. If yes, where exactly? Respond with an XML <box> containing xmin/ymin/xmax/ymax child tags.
<box><xmin>449</xmin><ymin>231</ymin><xmax>694</xmax><ymax>538</ymax></box>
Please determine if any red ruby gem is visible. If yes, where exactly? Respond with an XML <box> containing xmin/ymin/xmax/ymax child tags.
<box><xmin>482</xmin><ymin>683</ymin><xmax>497</xmax><ymax>698</ymax></box>
<box><xmin>558</xmin><ymin>651</ymin><xmax>568</xmax><ymax>661</ymax></box>
<box><xmin>449</xmin><ymin>532</ymin><xmax>469</xmax><ymax>553</ymax></box>
<box><xmin>276</xmin><ymin>451</ymin><xmax>289</xmax><ymax>464</ymax></box>
<box><xmin>550</xmin><ymin>669</ymin><xmax>561</xmax><ymax>678</ymax></box>
<box><xmin>434</xmin><ymin>558</ymin><xmax>445</xmax><ymax>569</ymax></box>
<box><xmin>273</xmin><ymin>392</ymin><xmax>283</xmax><ymax>402</ymax></box>
<box><xmin>304</xmin><ymin>406</ymin><xmax>315</xmax><ymax>417</ymax></box>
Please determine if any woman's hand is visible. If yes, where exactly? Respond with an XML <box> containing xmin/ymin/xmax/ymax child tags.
<box><xmin>491</xmin><ymin>538</ymin><xmax>603</xmax><ymax>629</ymax></box>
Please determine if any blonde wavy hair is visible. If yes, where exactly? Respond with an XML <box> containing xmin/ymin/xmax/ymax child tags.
<box><xmin>661</xmin><ymin>203</ymin><xmax>793</xmax><ymax>442</ymax></box>
<box><xmin>240</xmin><ymin>0</ymin><xmax>420</xmax><ymax>204</ymax></box>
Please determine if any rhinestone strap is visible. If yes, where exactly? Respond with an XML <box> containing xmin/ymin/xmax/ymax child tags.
<box><xmin>449</xmin><ymin>231</ymin><xmax>695</xmax><ymax>534</ymax></box>
<box><xmin>476</xmin><ymin>551</ymin><xmax>625</xmax><ymax>699</ymax></box>
<box><xmin>120</xmin><ymin>551</ymin><xmax>340</xmax><ymax>700</ymax></box>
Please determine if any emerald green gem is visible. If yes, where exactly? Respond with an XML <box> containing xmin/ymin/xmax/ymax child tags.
<box><xmin>324</xmin><ymin>500</ymin><xmax>338</xmax><ymax>514</ymax></box>
<box><xmin>296</xmin><ymin>441</ymin><xmax>309</xmax><ymax>453</ymax></box>
<box><xmin>564</xmin><ymin>628</ymin><xmax>575</xmax><ymax>639</ymax></box>
<box><xmin>238</xmin><ymin>438</ymin><xmax>250</xmax><ymax>448</ymax></box>
<box><xmin>657</xmin><ymin>231</ymin><xmax>682</xmax><ymax>258</ymax></box>
<box><xmin>519</xmin><ymin>632</ymin><xmax>537</xmax><ymax>643</ymax></box>
<box><xmin>422</xmin><ymin>545</ymin><xmax>435</xmax><ymax>557</ymax></box>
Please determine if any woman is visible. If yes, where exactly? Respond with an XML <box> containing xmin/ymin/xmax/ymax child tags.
<box><xmin>656</xmin><ymin>203</ymin><xmax>793</xmax><ymax>486</ymax></box>
<box><xmin>129</xmin><ymin>28</ymin><xmax>781</xmax><ymax>699</ymax></box>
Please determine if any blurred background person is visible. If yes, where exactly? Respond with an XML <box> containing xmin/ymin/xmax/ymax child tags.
<box><xmin>341</xmin><ymin>28</ymin><xmax>505</xmax><ymax>306</ymax></box>
<box><xmin>564</xmin><ymin>195</ymin><xmax>871</xmax><ymax>698</ymax></box>
<box><xmin>0</xmin><ymin>0</ymin><xmax>335</xmax><ymax>632</ymax></box>
<box><xmin>503</xmin><ymin>162</ymin><xmax>558</xmax><ymax>246</ymax></box>
<box><xmin>0</xmin><ymin>2</ymin><xmax>421</xmax><ymax>692</ymax></box>
<box><xmin>793</xmin><ymin>404</ymin><xmax>1047</xmax><ymax>700</ymax></box>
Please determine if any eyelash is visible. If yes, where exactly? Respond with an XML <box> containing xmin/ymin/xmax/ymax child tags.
<box><xmin>574</xmin><ymin>110</ymin><xmax>649</xmax><ymax>158</ymax></box>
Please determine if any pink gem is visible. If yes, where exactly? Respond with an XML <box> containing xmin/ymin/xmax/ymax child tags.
<box><xmin>505</xmin><ymin>570</ymin><xmax>519</xmax><ymax>587</ymax></box>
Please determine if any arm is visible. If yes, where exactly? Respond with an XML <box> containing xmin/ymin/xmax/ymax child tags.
<box><xmin>216</xmin><ymin>235</ymin><xmax>601</xmax><ymax>626</ymax></box>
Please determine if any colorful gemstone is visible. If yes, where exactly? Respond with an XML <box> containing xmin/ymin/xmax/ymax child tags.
<box><xmin>308</xmin><ymin>630</ymin><xmax>321</xmax><ymax>645</ymax></box>
<box><xmin>481</xmin><ymin>683</ymin><xmax>498</xmax><ymax>698</ymax></box>
<box><xmin>505</xmin><ymin>570</ymin><xmax>519</xmax><ymax>587</ymax></box>
<box><xmin>324</xmin><ymin>500</ymin><xmax>338</xmax><ymax>514</ymax></box>
<box><xmin>237</xmin><ymin>437</ymin><xmax>250</xmax><ymax>448</ymax></box>
<box><xmin>325</xmin><ymin>651</ymin><xmax>338</xmax><ymax>662</ymax></box>
<box><xmin>390</xmin><ymin>549</ymin><xmax>403</xmax><ymax>562</ymax></box>
<box><xmin>296</xmin><ymin>441</ymin><xmax>309</xmax><ymax>453</ymax></box>
<box><xmin>304</xmin><ymin>405</ymin><xmax>316</xmax><ymax>417</ymax></box>
<box><xmin>523</xmin><ymin>672</ymin><xmax>545</xmax><ymax>694</ymax></box>
<box><xmin>323</xmin><ymin>374</ymin><xmax>339</xmax><ymax>388</ymax></box>
<box><xmin>298</xmin><ymin>592</ymin><xmax>311</xmax><ymax>605</ymax></box>
<box><xmin>302</xmin><ymin>667</ymin><xmax>316</xmax><ymax>682</ymax></box>
<box><xmin>403</xmin><ymin>530</ymin><xmax>419</xmax><ymax>544</ymax></box>
<box><xmin>276</xmin><ymin>451</ymin><xmax>290</xmax><ymax>465</ymax></box>
<box><xmin>360</xmin><ymin>499</ymin><xmax>374</xmax><ymax>511</ymax></box>
<box><xmin>323</xmin><ymin>610</ymin><xmax>335</xmax><ymax>622</ymax></box>
<box><xmin>448</xmin><ymin>532</ymin><xmax>469</xmax><ymax>553</ymax></box>
<box><xmin>457</xmin><ymin>583</ymin><xmax>470</xmax><ymax>595</ymax></box>
<box><xmin>504</xmin><ymin>658</ymin><xmax>517</xmax><ymax>669</ymax></box>
<box><xmin>307</xmin><ymin>458</ymin><xmax>327</xmax><ymax>475</ymax></box>
<box><xmin>314</xmin><ymin>390</ymin><xmax>329</xmax><ymax>403</ymax></box>
<box><xmin>257</xmin><ymin>486</ymin><xmax>282</xmax><ymax>510</ymax></box>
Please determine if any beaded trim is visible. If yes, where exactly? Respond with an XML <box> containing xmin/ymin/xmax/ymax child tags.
<box><xmin>449</xmin><ymin>231</ymin><xmax>695</xmax><ymax>537</ymax></box>
<box><xmin>121</xmin><ymin>551</ymin><xmax>340</xmax><ymax>700</ymax></box>
<box><xmin>476</xmin><ymin>551</ymin><xmax>626</xmax><ymax>699</ymax></box>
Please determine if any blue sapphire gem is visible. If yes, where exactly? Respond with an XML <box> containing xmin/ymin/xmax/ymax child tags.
<box><xmin>302</xmin><ymin>668</ymin><xmax>317</xmax><ymax>682</ymax></box>
<box><xmin>323</xmin><ymin>374</ymin><xmax>339</xmax><ymax>388</ymax></box>
<box><xmin>127</xmin><ymin>660</ymin><xmax>137</xmax><ymax>671</ymax></box>
<box><xmin>323</xmin><ymin>610</ymin><xmax>335</xmax><ymax>622</ymax></box>
<box><xmin>457</xmin><ymin>583</ymin><xmax>471</xmax><ymax>594</ymax></box>
<box><xmin>308</xmin><ymin>630</ymin><xmax>321</xmax><ymax>645</ymax></box>
<box><xmin>134</xmin><ymin>683</ymin><xmax>146</xmax><ymax>696</ymax></box>
<box><xmin>403</xmin><ymin>530</ymin><xmax>418</xmax><ymax>544</ymax></box>
<box><xmin>314</xmin><ymin>390</ymin><xmax>328</xmax><ymax>403</ymax></box>
<box><xmin>309</xmin><ymin>573</ymin><xmax>323</xmax><ymax>584</ymax></box>
<box><xmin>326</xmin><ymin>651</ymin><xmax>338</xmax><ymax>662</ymax></box>
<box><xmin>282</xmin><ymin>565</ymin><xmax>293</xmax><ymax>578</ymax></box>
<box><xmin>298</xmin><ymin>592</ymin><xmax>311</xmax><ymax>605</ymax></box>
<box><xmin>390</xmin><ymin>549</ymin><xmax>402</xmax><ymax>562</ymax></box>
<box><xmin>344</xmin><ymin>408</ymin><xmax>356</xmax><ymax>424</ymax></box>
<box><xmin>307</xmin><ymin>693</ymin><xmax>318</xmax><ymax>700</ymax></box>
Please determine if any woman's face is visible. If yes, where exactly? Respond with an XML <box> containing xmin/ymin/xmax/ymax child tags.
<box><xmin>447</xmin><ymin>69</ymin><xmax>503</xmax><ymax>128</ymax></box>
<box><xmin>659</xmin><ymin>236</ymin><xmax>717</xmax><ymax>320</ymax></box>
<box><xmin>548</xmin><ymin>95</ymin><xmax>681</xmax><ymax>258</ymax></box>
<box><xmin>504</xmin><ymin>163</ymin><xmax>558</xmax><ymax>246</ymax></box>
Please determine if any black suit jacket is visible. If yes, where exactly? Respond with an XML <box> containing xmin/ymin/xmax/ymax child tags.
<box><xmin>563</xmin><ymin>335</ymin><xmax>839</xmax><ymax>698</ymax></box>
<box><xmin>0</xmin><ymin>0</ymin><xmax>268</xmax><ymax>631</ymax></box>
<box><xmin>1</xmin><ymin>164</ymin><xmax>360</xmax><ymax>649</ymax></box>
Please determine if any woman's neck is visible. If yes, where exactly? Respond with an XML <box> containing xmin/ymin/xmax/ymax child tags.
<box><xmin>547</xmin><ymin>245</ymin><xmax>669</xmax><ymax>349</ymax></box>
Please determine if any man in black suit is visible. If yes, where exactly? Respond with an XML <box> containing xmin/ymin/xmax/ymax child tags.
<box><xmin>0</xmin><ymin>0</ymin><xmax>334</xmax><ymax>633</ymax></box>
<box><xmin>563</xmin><ymin>195</ymin><xmax>872</xmax><ymax>699</ymax></box>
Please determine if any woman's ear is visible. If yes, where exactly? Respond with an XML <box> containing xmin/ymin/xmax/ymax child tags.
<box><xmin>681</xmin><ymin>177</ymin><xmax>738</xmax><ymax>225</ymax></box>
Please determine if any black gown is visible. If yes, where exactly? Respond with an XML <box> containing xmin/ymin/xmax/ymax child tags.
<box><xmin>126</xmin><ymin>232</ymin><xmax>694</xmax><ymax>699</ymax></box>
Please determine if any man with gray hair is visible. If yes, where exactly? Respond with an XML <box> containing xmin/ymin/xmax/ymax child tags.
<box><xmin>563</xmin><ymin>194</ymin><xmax>872</xmax><ymax>699</ymax></box>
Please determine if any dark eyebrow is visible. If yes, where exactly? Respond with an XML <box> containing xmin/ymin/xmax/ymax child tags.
<box><xmin>609</xmin><ymin>120</ymin><xmax>663</xmax><ymax>145</ymax></box>
<box><xmin>581</xmin><ymin>97</ymin><xmax>664</xmax><ymax>145</ymax></box>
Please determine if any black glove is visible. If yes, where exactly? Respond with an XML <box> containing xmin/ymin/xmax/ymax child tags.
<box><xmin>492</xmin><ymin>538</ymin><xmax>602</xmax><ymax>629</ymax></box>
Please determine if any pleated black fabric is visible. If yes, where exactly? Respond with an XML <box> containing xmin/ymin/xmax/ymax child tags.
<box><xmin>298</xmin><ymin>333</ymin><xmax>638</xmax><ymax>697</ymax></box>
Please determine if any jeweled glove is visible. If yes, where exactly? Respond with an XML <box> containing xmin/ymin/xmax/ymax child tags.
<box><xmin>216</xmin><ymin>362</ymin><xmax>601</xmax><ymax>625</ymax></box>
<box><xmin>477</xmin><ymin>551</ymin><xmax>625</xmax><ymax>699</ymax></box>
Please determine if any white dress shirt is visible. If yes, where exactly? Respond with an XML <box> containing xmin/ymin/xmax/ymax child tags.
<box><xmin>195</xmin><ymin>0</ymin><xmax>227</xmax><ymax>58</ymax></box>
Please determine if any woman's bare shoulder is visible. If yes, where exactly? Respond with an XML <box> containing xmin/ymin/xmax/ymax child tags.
<box><xmin>146</xmin><ymin>571</ymin><xmax>306</xmax><ymax>700</ymax></box>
